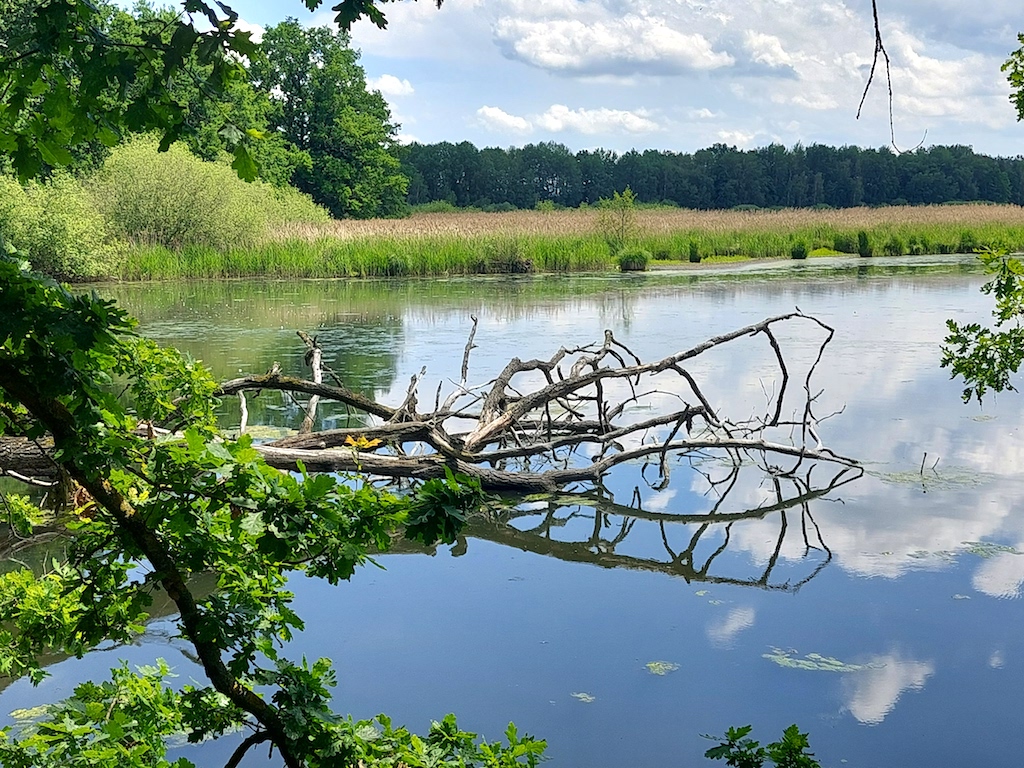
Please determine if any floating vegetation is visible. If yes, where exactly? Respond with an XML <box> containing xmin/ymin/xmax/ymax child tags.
<box><xmin>645</xmin><ymin>661</ymin><xmax>680</xmax><ymax>676</ymax></box>
<box><xmin>695</xmin><ymin>590</ymin><xmax>709</xmax><ymax>596</ymax></box>
<box><xmin>872</xmin><ymin>466</ymin><xmax>986</xmax><ymax>490</ymax></box>
<box><xmin>571</xmin><ymin>692</ymin><xmax>596</xmax><ymax>703</ymax></box>
<box><xmin>962</xmin><ymin>541</ymin><xmax>1021</xmax><ymax>558</ymax></box>
<box><xmin>952</xmin><ymin>594</ymin><xmax>971</xmax><ymax>600</ymax></box>
<box><xmin>762</xmin><ymin>648</ymin><xmax>883</xmax><ymax>673</ymax></box>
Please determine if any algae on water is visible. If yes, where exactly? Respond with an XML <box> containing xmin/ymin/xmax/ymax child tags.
<box><xmin>571</xmin><ymin>692</ymin><xmax>596</xmax><ymax>703</ymax></box>
<box><xmin>762</xmin><ymin>648</ymin><xmax>882</xmax><ymax>673</ymax></box>
<box><xmin>645</xmin><ymin>661</ymin><xmax>680</xmax><ymax>675</ymax></box>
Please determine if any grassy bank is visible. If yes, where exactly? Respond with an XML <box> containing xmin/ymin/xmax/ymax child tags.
<box><xmin>119</xmin><ymin>204</ymin><xmax>1024</xmax><ymax>279</ymax></box>
<box><xmin>122</xmin><ymin>234</ymin><xmax>612</xmax><ymax>279</ymax></box>
<box><xmin>6</xmin><ymin>144</ymin><xmax>1024</xmax><ymax>280</ymax></box>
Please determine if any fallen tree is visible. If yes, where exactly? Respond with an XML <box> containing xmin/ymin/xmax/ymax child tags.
<box><xmin>2</xmin><ymin>312</ymin><xmax>858</xmax><ymax>494</ymax></box>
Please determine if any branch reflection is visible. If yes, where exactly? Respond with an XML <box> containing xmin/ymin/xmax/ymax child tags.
<box><xmin>460</xmin><ymin>463</ymin><xmax>862</xmax><ymax>591</ymax></box>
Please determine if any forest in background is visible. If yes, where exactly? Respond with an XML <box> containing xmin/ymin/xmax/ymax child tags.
<box><xmin>399</xmin><ymin>141</ymin><xmax>1024</xmax><ymax>212</ymax></box>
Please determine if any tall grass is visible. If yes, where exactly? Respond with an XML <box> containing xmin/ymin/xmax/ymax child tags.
<box><xmin>122</xmin><ymin>235</ymin><xmax>613</xmax><ymax>280</ymax></box>
<box><xmin>9</xmin><ymin>147</ymin><xmax>1024</xmax><ymax>282</ymax></box>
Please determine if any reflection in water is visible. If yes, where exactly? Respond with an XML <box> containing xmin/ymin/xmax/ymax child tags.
<box><xmin>462</xmin><ymin>463</ymin><xmax>861</xmax><ymax>591</ymax></box>
<box><xmin>35</xmin><ymin>256</ymin><xmax>1024</xmax><ymax>768</ymax></box>
<box><xmin>972</xmin><ymin>550</ymin><xmax>1024</xmax><ymax>598</ymax></box>
<box><xmin>706</xmin><ymin>606</ymin><xmax>756</xmax><ymax>648</ymax></box>
<box><xmin>842</xmin><ymin>654</ymin><xmax>935</xmax><ymax>725</ymax></box>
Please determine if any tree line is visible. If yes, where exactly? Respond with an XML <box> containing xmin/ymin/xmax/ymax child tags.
<box><xmin>400</xmin><ymin>141</ymin><xmax>1024</xmax><ymax>211</ymax></box>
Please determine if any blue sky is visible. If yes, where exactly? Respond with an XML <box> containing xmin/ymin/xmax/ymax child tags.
<box><xmin>225</xmin><ymin>0</ymin><xmax>1024</xmax><ymax>156</ymax></box>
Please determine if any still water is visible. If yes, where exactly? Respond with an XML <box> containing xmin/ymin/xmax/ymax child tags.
<box><xmin>6</xmin><ymin>255</ymin><xmax>1024</xmax><ymax>767</ymax></box>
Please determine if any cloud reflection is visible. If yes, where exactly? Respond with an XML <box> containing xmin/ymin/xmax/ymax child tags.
<box><xmin>972</xmin><ymin>550</ymin><xmax>1024</xmax><ymax>598</ymax></box>
<box><xmin>843</xmin><ymin>654</ymin><xmax>934</xmax><ymax>725</ymax></box>
<box><xmin>706</xmin><ymin>606</ymin><xmax>756</xmax><ymax>648</ymax></box>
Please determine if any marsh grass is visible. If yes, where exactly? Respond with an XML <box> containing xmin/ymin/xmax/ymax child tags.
<box><xmin>112</xmin><ymin>203</ymin><xmax>1024</xmax><ymax>279</ymax></box>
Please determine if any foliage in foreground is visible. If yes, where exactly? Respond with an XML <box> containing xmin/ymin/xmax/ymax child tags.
<box><xmin>0</xmin><ymin>256</ymin><xmax>544</xmax><ymax>767</ymax></box>
<box><xmin>942</xmin><ymin>248</ymin><xmax>1024</xmax><ymax>403</ymax></box>
<box><xmin>705</xmin><ymin>725</ymin><xmax>820</xmax><ymax>768</ymax></box>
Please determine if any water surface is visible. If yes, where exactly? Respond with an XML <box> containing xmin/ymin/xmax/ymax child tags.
<box><xmin>6</xmin><ymin>255</ymin><xmax>1024</xmax><ymax>767</ymax></box>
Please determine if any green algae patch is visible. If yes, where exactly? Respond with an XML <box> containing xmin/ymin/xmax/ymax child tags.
<box><xmin>762</xmin><ymin>648</ymin><xmax>882</xmax><ymax>673</ymax></box>
<box><xmin>645</xmin><ymin>661</ymin><xmax>680</xmax><ymax>676</ymax></box>
<box><xmin>962</xmin><ymin>541</ymin><xmax>1021</xmax><ymax>558</ymax></box>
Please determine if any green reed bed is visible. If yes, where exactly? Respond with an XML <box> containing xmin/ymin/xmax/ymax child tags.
<box><xmin>639</xmin><ymin>220</ymin><xmax>1024</xmax><ymax>262</ymax></box>
<box><xmin>121</xmin><ymin>234</ymin><xmax>614</xmax><ymax>280</ymax></box>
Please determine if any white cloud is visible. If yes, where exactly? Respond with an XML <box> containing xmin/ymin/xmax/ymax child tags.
<box><xmin>743</xmin><ymin>31</ymin><xmax>796</xmax><ymax>69</ymax></box>
<box><xmin>367</xmin><ymin>74</ymin><xmax>415</xmax><ymax>97</ymax></box>
<box><xmin>476</xmin><ymin>106</ymin><xmax>533</xmax><ymax>135</ymax></box>
<box><xmin>476</xmin><ymin>104</ymin><xmax>662</xmax><ymax>136</ymax></box>
<box><xmin>716</xmin><ymin>129</ymin><xmax>757</xmax><ymax>147</ymax></box>
<box><xmin>494</xmin><ymin>14</ymin><xmax>734</xmax><ymax>76</ymax></box>
<box><xmin>234</xmin><ymin>19</ymin><xmax>264</xmax><ymax>43</ymax></box>
<box><xmin>690</xmin><ymin>108</ymin><xmax>723</xmax><ymax>120</ymax></box>
<box><xmin>535</xmin><ymin>104</ymin><xmax>661</xmax><ymax>134</ymax></box>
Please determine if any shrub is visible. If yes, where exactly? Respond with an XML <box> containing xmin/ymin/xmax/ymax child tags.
<box><xmin>790</xmin><ymin>242</ymin><xmax>808</xmax><ymax>260</ymax></box>
<box><xmin>482</xmin><ymin>238</ymin><xmax>533</xmax><ymax>273</ymax></box>
<box><xmin>833</xmin><ymin>233</ymin><xmax>857</xmax><ymax>253</ymax></box>
<box><xmin>882</xmin><ymin>235</ymin><xmax>906</xmax><ymax>257</ymax></box>
<box><xmin>598</xmin><ymin>187</ymin><xmax>639</xmax><ymax>254</ymax></box>
<box><xmin>534</xmin><ymin>199</ymin><xmax>556</xmax><ymax>212</ymax></box>
<box><xmin>88</xmin><ymin>136</ymin><xmax>328</xmax><ymax>251</ymax></box>
<box><xmin>617</xmin><ymin>246</ymin><xmax>650</xmax><ymax>271</ymax></box>
<box><xmin>857</xmin><ymin>230</ymin><xmax>872</xmax><ymax>258</ymax></box>
<box><xmin>0</xmin><ymin>173</ymin><xmax>121</xmax><ymax>280</ymax></box>
<box><xmin>411</xmin><ymin>200</ymin><xmax>459</xmax><ymax>214</ymax></box>
<box><xmin>689</xmin><ymin>241</ymin><xmax>702</xmax><ymax>263</ymax></box>
<box><xmin>958</xmin><ymin>230</ymin><xmax>979</xmax><ymax>253</ymax></box>
<box><xmin>482</xmin><ymin>202</ymin><xmax>517</xmax><ymax>213</ymax></box>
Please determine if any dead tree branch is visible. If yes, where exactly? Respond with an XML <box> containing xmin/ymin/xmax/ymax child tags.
<box><xmin>2</xmin><ymin>312</ymin><xmax>858</xmax><ymax>495</ymax></box>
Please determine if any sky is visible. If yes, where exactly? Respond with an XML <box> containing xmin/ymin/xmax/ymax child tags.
<box><xmin>225</xmin><ymin>0</ymin><xmax>1024</xmax><ymax>157</ymax></box>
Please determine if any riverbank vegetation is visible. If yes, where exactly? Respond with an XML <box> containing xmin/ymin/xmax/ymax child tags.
<box><xmin>6</xmin><ymin>151</ymin><xmax>1023</xmax><ymax>279</ymax></box>
<box><xmin>121</xmin><ymin>201</ymin><xmax>1024</xmax><ymax>280</ymax></box>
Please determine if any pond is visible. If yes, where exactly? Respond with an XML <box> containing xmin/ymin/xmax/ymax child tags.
<box><xmin>5</xmin><ymin>254</ymin><xmax>1024</xmax><ymax>767</ymax></box>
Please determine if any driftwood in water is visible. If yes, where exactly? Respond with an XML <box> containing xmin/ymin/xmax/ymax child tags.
<box><xmin>2</xmin><ymin>314</ymin><xmax>858</xmax><ymax>493</ymax></box>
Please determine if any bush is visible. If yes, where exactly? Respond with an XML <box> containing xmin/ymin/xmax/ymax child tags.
<box><xmin>689</xmin><ymin>241</ymin><xmax>702</xmax><ymax>263</ymax></box>
<box><xmin>88</xmin><ymin>136</ymin><xmax>328</xmax><ymax>251</ymax></box>
<box><xmin>534</xmin><ymin>199</ymin><xmax>556</xmax><ymax>212</ymax></box>
<box><xmin>481</xmin><ymin>238</ymin><xmax>533</xmax><ymax>274</ymax></box>
<box><xmin>882</xmin><ymin>235</ymin><xmax>906</xmax><ymax>257</ymax></box>
<box><xmin>411</xmin><ymin>200</ymin><xmax>459</xmax><ymax>214</ymax></box>
<box><xmin>790</xmin><ymin>242</ymin><xmax>808</xmax><ymax>260</ymax></box>
<box><xmin>857</xmin><ymin>230</ymin><xmax>872</xmax><ymax>258</ymax></box>
<box><xmin>481</xmin><ymin>202</ymin><xmax>517</xmax><ymax>213</ymax></box>
<box><xmin>833</xmin><ymin>233</ymin><xmax>857</xmax><ymax>254</ymax></box>
<box><xmin>0</xmin><ymin>173</ymin><xmax>121</xmax><ymax>280</ymax></box>
<box><xmin>617</xmin><ymin>246</ymin><xmax>650</xmax><ymax>271</ymax></box>
<box><xmin>958</xmin><ymin>230</ymin><xmax>979</xmax><ymax>253</ymax></box>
